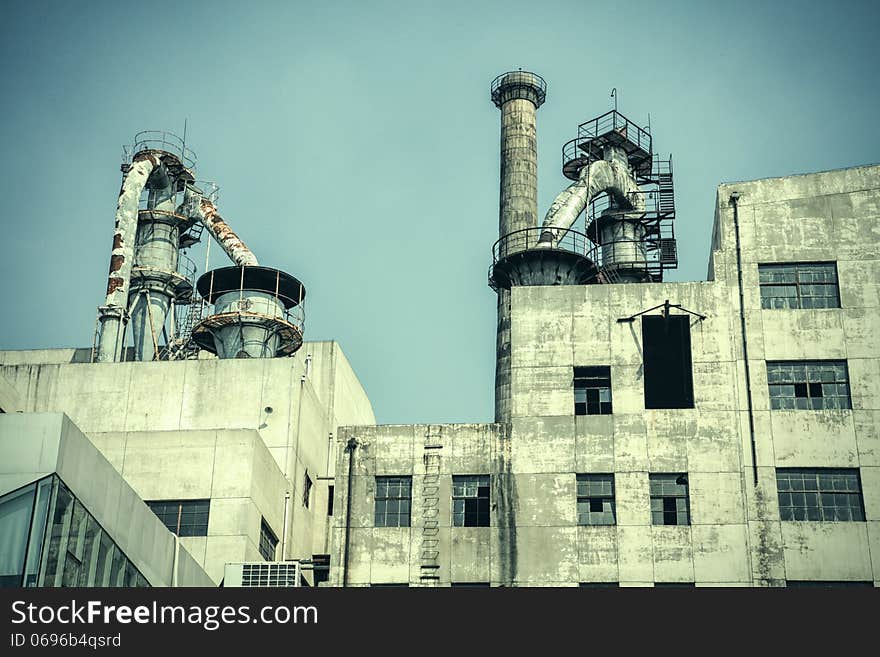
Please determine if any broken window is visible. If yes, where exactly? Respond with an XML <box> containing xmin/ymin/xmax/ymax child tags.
<box><xmin>776</xmin><ymin>468</ymin><xmax>864</xmax><ymax>521</ymax></box>
<box><xmin>766</xmin><ymin>360</ymin><xmax>851</xmax><ymax>410</ymax></box>
<box><xmin>452</xmin><ymin>475</ymin><xmax>490</xmax><ymax>527</ymax></box>
<box><xmin>374</xmin><ymin>476</ymin><xmax>412</xmax><ymax>528</ymax></box>
<box><xmin>759</xmin><ymin>262</ymin><xmax>840</xmax><ymax>309</ymax></box>
<box><xmin>642</xmin><ymin>315</ymin><xmax>694</xmax><ymax>409</ymax></box>
<box><xmin>576</xmin><ymin>474</ymin><xmax>616</xmax><ymax>525</ymax></box>
<box><xmin>650</xmin><ymin>474</ymin><xmax>690</xmax><ymax>526</ymax></box>
<box><xmin>303</xmin><ymin>471</ymin><xmax>313</xmax><ymax>508</ymax></box>
<box><xmin>258</xmin><ymin>518</ymin><xmax>278</xmax><ymax>561</ymax></box>
<box><xmin>574</xmin><ymin>366</ymin><xmax>613</xmax><ymax>415</ymax></box>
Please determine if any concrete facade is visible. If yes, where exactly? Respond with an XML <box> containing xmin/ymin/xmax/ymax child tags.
<box><xmin>0</xmin><ymin>340</ymin><xmax>375</xmax><ymax>584</ymax></box>
<box><xmin>331</xmin><ymin>165</ymin><xmax>880</xmax><ymax>587</ymax></box>
<box><xmin>0</xmin><ymin>413</ymin><xmax>213</xmax><ymax>587</ymax></box>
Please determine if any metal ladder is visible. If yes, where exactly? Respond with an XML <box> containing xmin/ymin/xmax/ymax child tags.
<box><xmin>419</xmin><ymin>425</ymin><xmax>443</xmax><ymax>586</ymax></box>
<box><xmin>161</xmin><ymin>298</ymin><xmax>204</xmax><ymax>360</ymax></box>
<box><xmin>597</xmin><ymin>265</ymin><xmax>623</xmax><ymax>284</ymax></box>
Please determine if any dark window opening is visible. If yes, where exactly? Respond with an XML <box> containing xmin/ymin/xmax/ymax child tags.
<box><xmin>327</xmin><ymin>485</ymin><xmax>334</xmax><ymax>516</ymax></box>
<box><xmin>650</xmin><ymin>474</ymin><xmax>690</xmax><ymax>526</ymax></box>
<box><xmin>786</xmin><ymin>581</ymin><xmax>873</xmax><ymax>588</ymax></box>
<box><xmin>574</xmin><ymin>366</ymin><xmax>612</xmax><ymax>415</ymax></box>
<box><xmin>642</xmin><ymin>316</ymin><xmax>694</xmax><ymax>409</ymax></box>
<box><xmin>146</xmin><ymin>499</ymin><xmax>210</xmax><ymax>537</ymax></box>
<box><xmin>303</xmin><ymin>472</ymin><xmax>313</xmax><ymax>508</ymax></box>
<box><xmin>259</xmin><ymin>518</ymin><xmax>278</xmax><ymax>561</ymax></box>
<box><xmin>451</xmin><ymin>582</ymin><xmax>491</xmax><ymax>588</ymax></box>
<box><xmin>452</xmin><ymin>475</ymin><xmax>490</xmax><ymax>527</ymax></box>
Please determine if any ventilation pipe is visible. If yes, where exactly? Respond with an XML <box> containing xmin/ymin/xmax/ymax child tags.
<box><xmin>96</xmin><ymin>153</ymin><xmax>161</xmax><ymax>362</ymax></box>
<box><xmin>183</xmin><ymin>188</ymin><xmax>259</xmax><ymax>267</ymax></box>
<box><xmin>538</xmin><ymin>146</ymin><xmax>644</xmax><ymax>245</ymax></box>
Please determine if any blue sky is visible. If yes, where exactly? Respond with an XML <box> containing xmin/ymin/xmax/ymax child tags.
<box><xmin>1</xmin><ymin>0</ymin><xmax>878</xmax><ymax>424</ymax></box>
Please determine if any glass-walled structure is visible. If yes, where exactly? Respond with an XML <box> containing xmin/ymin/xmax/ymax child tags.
<box><xmin>0</xmin><ymin>476</ymin><xmax>149</xmax><ymax>588</ymax></box>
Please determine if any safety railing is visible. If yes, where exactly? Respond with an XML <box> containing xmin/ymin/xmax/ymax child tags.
<box><xmin>492</xmin><ymin>226</ymin><xmax>599</xmax><ymax>264</ymax></box>
<box><xmin>123</xmin><ymin>130</ymin><xmax>197</xmax><ymax>169</ymax></box>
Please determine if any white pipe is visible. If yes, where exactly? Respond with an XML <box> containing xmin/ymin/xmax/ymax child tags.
<box><xmin>182</xmin><ymin>186</ymin><xmax>259</xmax><ymax>267</ymax></box>
<box><xmin>537</xmin><ymin>156</ymin><xmax>644</xmax><ymax>247</ymax></box>
<box><xmin>96</xmin><ymin>154</ymin><xmax>160</xmax><ymax>362</ymax></box>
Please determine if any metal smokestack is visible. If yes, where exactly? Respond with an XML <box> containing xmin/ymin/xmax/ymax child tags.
<box><xmin>490</xmin><ymin>70</ymin><xmax>546</xmax><ymax>422</ymax></box>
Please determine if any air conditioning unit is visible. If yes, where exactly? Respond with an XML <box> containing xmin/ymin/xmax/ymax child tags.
<box><xmin>224</xmin><ymin>562</ymin><xmax>302</xmax><ymax>587</ymax></box>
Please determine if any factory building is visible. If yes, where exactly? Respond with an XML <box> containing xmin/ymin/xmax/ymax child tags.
<box><xmin>329</xmin><ymin>72</ymin><xmax>880</xmax><ymax>587</ymax></box>
<box><xmin>2</xmin><ymin>72</ymin><xmax>878</xmax><ymax>588</ymax></box>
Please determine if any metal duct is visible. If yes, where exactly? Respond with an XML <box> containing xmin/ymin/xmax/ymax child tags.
<box><xmin>537</xmin><ymin>153</ymin><xmax>644</xmax><ymax>247</ymax></box>
<box><xmin>96</xmin><ymin>153</ymin><xmax>160</xmax><ymax>362</ymax></box>
<box><xmin>185</xmin><ymin>191</ymin><xmax>259</xmax><ymax>267</ymax></box>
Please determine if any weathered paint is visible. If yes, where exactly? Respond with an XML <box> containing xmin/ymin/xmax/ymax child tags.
<box><xmin>196</xmin><ymin>199</ymin><xmax>259</xmax><ymax>268</ymax></box>
<box><xmin>96</xmin><ymin>153</ymin><xmax>159</xmax><ymax>362</ymax></box>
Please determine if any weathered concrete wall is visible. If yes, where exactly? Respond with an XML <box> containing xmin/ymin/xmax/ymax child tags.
<box><xmin>332</xmin><ymin>164</ymin><xmax>880</xmax><ymax>586</ymax></box>
<box><xmin>0</xmin><ymin>340</ymin><xmax>376</xmax><ymax>582</ymax></box>
<box><xmin>88</xmin><ymin>428</ymin><xmax>286</xmax><ymax>584</ymax></box>
<box><xmin>0</xmin><ymin>413</ymin><xmax>213</xmax><ymax>587</ymax></box>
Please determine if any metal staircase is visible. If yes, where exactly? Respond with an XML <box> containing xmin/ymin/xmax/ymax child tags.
<box><xmin>161</xmin><ymin>298</ymin><xmax>205</xmax><ymax>360</ymax></box>
<box><xmin>419</xmin><ymin>425</ymin><xmax>443</xmax><ymax>586</ymax></box>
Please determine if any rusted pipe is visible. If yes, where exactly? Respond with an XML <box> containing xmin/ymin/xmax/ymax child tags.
<box><xmin>190</xmin><ymin>196</ymin><xmax>259</xmax><ymax>267</ymax></box>
<box><xmin>96</xmin><ymin>153</ymin><xmax>160</xmax><ymax>362</ymax></box>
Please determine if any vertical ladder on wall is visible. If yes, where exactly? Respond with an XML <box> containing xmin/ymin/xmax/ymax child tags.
<box><xmin>657</xmin><ymin>157</ymin><xmax>675</xmax><ymax>215</ymax></box>
<box><xmin>419</xmin><ymin>424</ymin><xmax>443</xmax><ymax>586</ymax></box>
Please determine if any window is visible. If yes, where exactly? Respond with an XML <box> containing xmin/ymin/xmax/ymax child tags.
<box><xmin>650</xmin><ymin>474</ymin><xmax>690</xmax><ymax>526</ymax></box>
<box><xmin>259</xmin><ymin>518</ymin><xmax>278</xmax><ymax>561</ymax></box>
<box><xmin>327</xmin><ymin>485</ymin><xmax>334</xmax><ymax>516</ymax></box>
<box><xmin>767</xmin><ymin>360</ymin><xmax>851</xmax><ymax>410</ymax></box>
<box><xmin>303</xmin><ymin>472</ymin><xmax>313</xmax><ymax>508</ymax></box>
<box><xmin>452</xmin><ymin>475</ymin><xmax>490</xmax><ymax>527</ymax></box>
<box><xmin>451</xmin><ymin>582</ymin><xmax>490</xmax><ymax>588</ymax></box>
<box><xmin>654</xmin><ymin>583</ymin><xmax>695</xmax><ymax>588</ymax></box>
<box><xmin>574</xmin><ymin>366</ymin><xmax>612</xmax><ymax>415</ymax></box>
<box><xmin>374</xmin><ymin>476</ymin><xmax>412</xmax><ymax>528</ymax></box>
<box><xmin>145</xmin><ymin>500</ymin><xmax>209</xmax><ymax>537</ymax></box>
<box><xmin>642</xmin><ymin>316</ymin><xmax>694</xmax><ymax>409</ymax></box>
<box><xmin>579</xmin><ymin>582</ymin><xmax>620</xmax><ymax>588</ymax></box>
<box><xmin>786</xmin><ymin>581</ymin><xmax>873</xmax><ymax>588</ymax></box>
<box><xmin>776</xmin><ymin>468</ymin><xmax>865</xmax><ymax>521</ymax></box>
<box><xmin>576</xmin><ymin>474</ymin><xmax>616</xmax><ymax>525</ymax></box>
<box><xmin>759</xmin><ymin>262</ymin><xmax>840</xmax><ymax>309</ymax></box>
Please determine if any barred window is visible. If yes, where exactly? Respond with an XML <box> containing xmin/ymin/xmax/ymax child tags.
<box><xmin>574</xmin><ymin>366</ymin><xmax>612</xmax><ymax>415</ymax></box>
<box><xmin>452</xmin><ymin>475</ymin><xmax>490</xmax><ymax>527</ymax></box>
<box><xmin>650</xmin><ymin>474</ymin><xmax>690</xmax><ymax>526</ymax></box>
<box><xmin>776</xmin><ymin>469</ymin><xmax>865</xmax><ymax>522</ymax></box>
<box><xmin>767</xmin><ymin>360</ymin><xmax>851</xmax><ymax>410</ymax></box>
<box><xmin>374</xmin><ymin>476</ymin><xmax>412</xmax><ymax>528</ymax></box>
<box><xmin>259</xmin><ymin>518</ymin><xmax>278</xmax><ymax>561</ymax></box>
<box><xmin>145</xmin><ymin>499</ymin><xmax>209</xmax><ymax>537</ymax></box>
<box><xmin>576</xmin><ymin>474</ymin><xmax>616</xmax><ymax>525</ymax></box>
<box><xmin>759</xmin><ymin>262</ymin><xmax>839</xmax><ymax>309</ymax></box>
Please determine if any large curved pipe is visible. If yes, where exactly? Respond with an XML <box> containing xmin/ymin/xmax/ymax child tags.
<box><xmin>184</xmin><ymin>189</ymin><xmax>259</xmax><ymax>267</ymax></box>
<box><xmin>537</xmin><ymin>155</ymin><xmax>644</xmax><ymax>246</ymax></box>
<box><xmin>96</xmin><ymin>153</ymin><xmax>160</xmax><ymax>362</ymax></box>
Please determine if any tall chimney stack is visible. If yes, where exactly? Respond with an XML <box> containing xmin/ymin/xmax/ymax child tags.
<box><xmin>490</xmin><ymin>70</ymin><xmax>546</xmax><ymax>422</ymax></box>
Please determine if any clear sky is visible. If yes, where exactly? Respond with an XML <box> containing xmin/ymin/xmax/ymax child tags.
<box><xmin>1</xmin><ymin>0</ymin><xmax>878</xmax><ymax>424</ymax></box>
